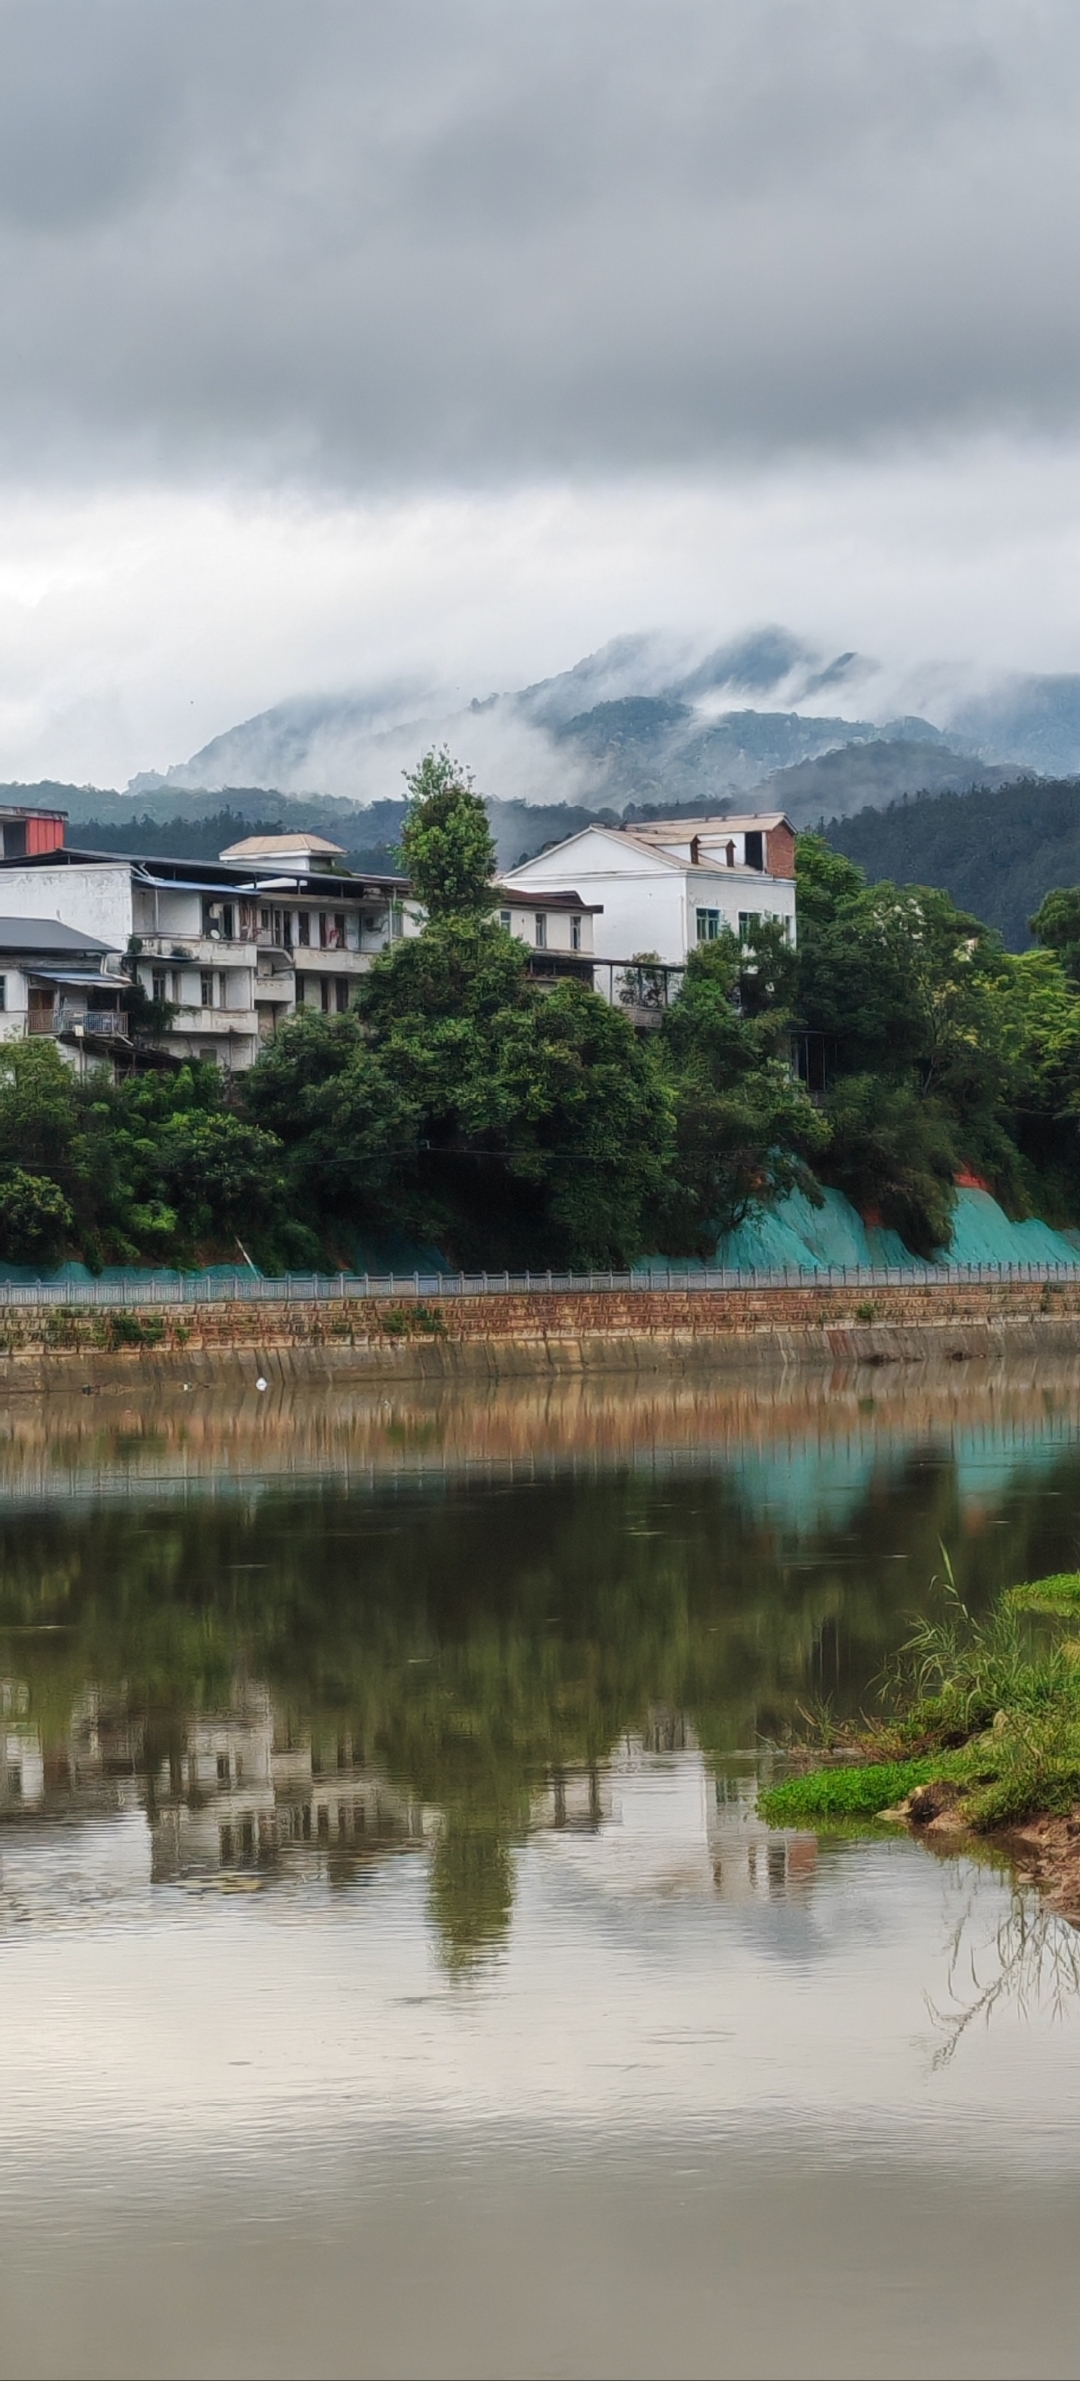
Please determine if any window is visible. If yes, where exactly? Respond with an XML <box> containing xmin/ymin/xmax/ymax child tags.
<box><xmin>259</xmin><ymin>906</ymin><xmax>271</xmax><ymax>933</ymax></box>
<box><xmin>500</xmin><ymin>909</ymin><xmax>511</xmax><ymax>931</ymax></box>
<box><xmin>152</xmin><ymin>969</ymin><xmax>167</xmax><ymax>1002</ymax></box>
<box><xmin>216</xmin><ymin>1753</ymin><xmax>230</xmax><ymax>1784</ymax></box>
<box><xmin>221</xmin><ymin>904</ymin><xmax>234</xmax><ymax>940</ymax></box>
<box><xmin>738</xmin><ymin>913</ymin><xmax>753</xmax><ymax>943</ymax></box>
<box><xmin>334</xmin><ymin>912</ymin><xmax>346</xmax><ymax>947</ymax></box>
<box><xmin>695</xmin><ymin>909</ymin><xmax>720</xmax><ymax>942</ymax></box>
<box><xmin>570</xmin><ymin>916</ymin><xmax>582</xmax><ymax>952</ymax></box>
<box><xmin>200</xmin><ymin>971</ymin><xmax>213</xmax><ymax>1007</ymax></box>
<box><xmin>297</xmin><ymin>911</ymin><xmax>310</xmax><ymax>946</ymax></box>
<box><xmin>218</xmin><ymin>973</ymin><xmax>228</xmax><ymax>1010</ymax></box>
<box><xmin>0</xmin><ymin>976</ymin><xmax>7</xmax><ymax>1012</ymax></box>
<box><xmin>534</xmin><ymin>913</ymin><xmax>547</xmax><ymax>949</ymax></box>
<box><xmin>169</xmin><ymin>970</ymin><xmax>182</xmax><ymax>1003</ymax></box>
<box><xmin>335</xmin><ymin>979</ymin><xmax>350</xmax><ymax>1013</ymax></box>
<box><xmin>320</xmin><ymin>978</ymin><xmax>331</xmax><ymax>1012</ymax></box>
<box><xmin>744</xmin><ymin>831</ymin><xmax>764</xmax><ymax>871</ymax></box>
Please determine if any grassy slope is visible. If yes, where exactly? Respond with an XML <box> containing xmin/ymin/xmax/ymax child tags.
<box><xmin>760</xmin><ymin>1573</ymin><xmax>1080</xmax><ymax>1833</ymax></box>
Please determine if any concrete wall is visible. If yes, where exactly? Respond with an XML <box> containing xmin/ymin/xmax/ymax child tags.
<box><xmin>0</xmin><ymin>863</ymin><xmax>133</xmax><ymax>948</ymax></box>
<box><xmin>3</xmin><ymin>1278</ymin><xmax>1080</xmax><ymax>1390</ymax></box>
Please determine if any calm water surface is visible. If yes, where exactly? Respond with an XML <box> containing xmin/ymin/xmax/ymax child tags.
<box><xmin>3</xmin><ymin>1367</ymin><xmax>1080</xmax><ymax>2379</ymax></box>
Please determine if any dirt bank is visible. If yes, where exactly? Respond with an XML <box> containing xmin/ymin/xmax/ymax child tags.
<box><xmin>894</xmin><ymin>1782</ymin><xmax>1080</xmax><ymax>1924</ymax></box>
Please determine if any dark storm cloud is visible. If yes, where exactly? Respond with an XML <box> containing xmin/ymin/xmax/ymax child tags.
<box><xmin>0</xmin><ymin>0</ymin><xmax>1078</xmax><ymax>483</ymax></box>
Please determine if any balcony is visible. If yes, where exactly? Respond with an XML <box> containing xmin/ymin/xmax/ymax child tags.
<box><xmin>28</xmin><ymin>1006</ymin><xmax>130</xmax><ymax>1039</ymax></box>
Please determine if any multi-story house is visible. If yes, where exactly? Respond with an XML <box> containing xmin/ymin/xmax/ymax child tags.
<box><xmin>0</xmin><ymin>823</ymin><xmax>410</xmax><ymax>1071</ymax></box>
<box><xmin>0</xmin><ymin>917</ymin><xmax>128</xmax><ymax>1056</ymax></box>
<box><xmin>0</xmin><ymin>811</ymin><xmax>610</xmax><ymax>1065</ymax></box>
<box><xmin>500</xmin><ymin>811</ymin><xmax>797</xmax><ymax>1008</ymax></box>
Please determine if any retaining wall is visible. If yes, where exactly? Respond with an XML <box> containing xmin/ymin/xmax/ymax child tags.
<box><xmin>2</xmin><ymin>1280</ymin><xmax>1080</xmax><ymax>1390</ymax></box>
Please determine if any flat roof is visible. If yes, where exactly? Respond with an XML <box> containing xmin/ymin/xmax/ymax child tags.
<box><xmin>619</xmin><ymin>812</ymin><xmax>794</xmax><ymax>836</ymax></box>
<box><xmin>0</xmin><ymin>847</ymin><xmax>408</xmax><ymax>894</ymax></box>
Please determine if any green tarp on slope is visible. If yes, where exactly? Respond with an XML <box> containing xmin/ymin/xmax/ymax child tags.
<box><xmin>637</xmin><ymin>1183</ymin><xmax>1080</xmax><ymax>1274</ymax></box>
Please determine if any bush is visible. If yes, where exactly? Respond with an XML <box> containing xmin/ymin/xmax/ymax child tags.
<box><xmin>0</xmin><ymin>1169</ymin><xmax>74</xmax><ymax>1263</ymax></box>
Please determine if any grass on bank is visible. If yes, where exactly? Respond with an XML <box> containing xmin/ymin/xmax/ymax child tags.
<box><xmin>759</xmin><ymin>1566</ymin><xmax>1080</xmax><ymax>1834</ymax></box>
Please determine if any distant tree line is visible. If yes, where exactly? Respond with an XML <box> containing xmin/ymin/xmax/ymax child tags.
<box><xmin>826</xmin><ymin>775</ymin><xmax>1080</xmax><ymax>950</ymax></box>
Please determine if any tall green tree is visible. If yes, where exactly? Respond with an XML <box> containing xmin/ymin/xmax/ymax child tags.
<box><xmin>399</xmin><ymin>747</ymin><xmax>498</xmax><ymax>922</ymax></box>
<box><xmin>793</xmin><ymin>834</ymin><xmax>1042</xmax><ymax>1251</ymax></box>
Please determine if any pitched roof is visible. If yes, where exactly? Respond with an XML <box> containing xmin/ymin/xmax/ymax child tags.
<box><xmin>218</xmin><ymin>832</ymin><xmax>348</xmax><ymax>860</ymax></box>
<box><xmin>0</xmin><ymin>916</ymin><xmax>115</xmax><ymax>954</ymax></box>
<box><xmin>619</xmin><ymin>811</ymin><xmax>794</xmax><ymax>837</ymax></box>
<box><xmin>495</xmin><ymin>883</ymin><xmax>603</xmax><ymax>911</ymax></box>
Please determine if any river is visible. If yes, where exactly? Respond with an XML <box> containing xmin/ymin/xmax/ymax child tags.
<box><xmin>2</xmin><ymin>1363</ymin><xmax>1080</xmax><ymax>2379</ymax></box>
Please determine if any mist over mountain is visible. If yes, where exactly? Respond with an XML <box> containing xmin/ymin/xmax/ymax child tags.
<box><xmin>125</xmin><ymin>626</ymin><xmax>1080</xmax><ymax>825</ymax></box>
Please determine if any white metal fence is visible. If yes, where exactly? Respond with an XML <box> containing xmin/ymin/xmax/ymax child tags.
<box><xmin>0</xmin><ymin>1261</ymin><xmax>1079</xmax><ymax>1308</ymax></box>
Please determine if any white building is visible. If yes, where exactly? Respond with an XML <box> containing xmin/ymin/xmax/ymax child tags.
<box><xmin>0</xmin><ymin>917</ymin><xmax>128</xmax><ymax>1059</ymax></box>
<box><xmin>495</xmin><ymin>884</ymin><xmax>600</xmax><ymax>984</ymax></box>
<box><xmin>0</xmin><ymin>828</ymin><xmax>410</xmax><ymax>1072</ymax></box>
<box><xmin>501</xmin><ymin>812</ymin><xmax>797</xmax><ymax>1005</ymax></box>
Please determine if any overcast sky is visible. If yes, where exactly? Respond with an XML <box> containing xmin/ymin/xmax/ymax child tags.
<box><xmin>2</xmin><ymin>0</ymin><xmax>1080</xmax><ymax>785</ymax></box>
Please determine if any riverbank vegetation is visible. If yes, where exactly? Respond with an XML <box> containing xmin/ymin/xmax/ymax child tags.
<box><xmin>760</xmin><ymin>1569</ymin><xmax>1080</xmax><ymax>1836</ymax></box>
<box><xmin>5</xmin><ymin>751</ymin><xmax>1080</xmax><ymax>1271</ymax></box>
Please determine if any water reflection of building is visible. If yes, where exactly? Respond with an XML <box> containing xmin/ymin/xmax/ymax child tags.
<box><xmin>532</xmin><ymin>1734</ymin><xmax>817</xmax><ymax>1905</ymax></box>
<box><xmin>0</xmin><ymin>1674</ymin><xmax>430</xmax><ymax>1893</ymax></box>
<box><xmin>3</xmin><ymin>1672</ymin><xmax>815</xmax><ymax>1915</ymax></box>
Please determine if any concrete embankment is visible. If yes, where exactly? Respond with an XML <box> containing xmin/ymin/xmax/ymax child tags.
<box><xmin>3</xmin><ymin>1279</ymin><xmax>1080</xmax><ymax>1389</ymax></box>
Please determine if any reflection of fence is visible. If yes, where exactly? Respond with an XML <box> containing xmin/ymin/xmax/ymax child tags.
<box><xmin>1</xmin><ymin>1261</ymin><xmax>1080</xmax><ymax>1305</ymax></box>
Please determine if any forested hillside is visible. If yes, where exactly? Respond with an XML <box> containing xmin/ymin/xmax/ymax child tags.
<box><xmin>827</xmin><ymin>778</ymin><xmax>1080</xmax><ymax>948</ymax></box>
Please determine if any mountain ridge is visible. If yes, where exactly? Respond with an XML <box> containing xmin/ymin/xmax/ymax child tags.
<box><xmin>127</xmin><ymin>626</ymin><xmax>1080</xmax><ymax>820</ymax></box>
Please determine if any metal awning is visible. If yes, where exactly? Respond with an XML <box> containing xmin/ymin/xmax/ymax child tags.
<box><xmin>25</xmin><ymin>970</ymin><xmax>118</xmax><ymax>988</ymax></box>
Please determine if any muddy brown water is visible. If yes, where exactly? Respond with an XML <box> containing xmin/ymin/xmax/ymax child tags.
<box><xmin>4</xmin><ymin>1364</ymin><xmax>1080</xmax><ymax>2379</ymax></box>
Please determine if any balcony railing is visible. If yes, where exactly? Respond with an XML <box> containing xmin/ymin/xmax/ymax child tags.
<box><xmin>45</xmin><ymin>1006</ymin><xmax>129</xmax><ymax>1038</ymax></box>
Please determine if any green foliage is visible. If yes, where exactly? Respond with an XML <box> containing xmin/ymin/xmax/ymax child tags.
<box><xmin>820</xmin><ymin>1072</ymin><xmax>959</xmax><ymax>1257</ymax></box>
<box><xmin>399</xmin><ymin>747</ymin><xmax>498</xmax><ymax>921</ymax></box>
<box><xmin>827</xmin><ymin>776</ymin><xmax>1080</xmax><ymax>952</ymax></box>
<box><xmin>1030</xmin><ymin>886</ymin><xmax>1080</xmax><ymax>987</ymax></box>
<box><xmin>759</xmin><ymin>1757</ymin><xmax>948</xmax><ymax>1825</ymax></box>
<box><xmin>655</xmin><ymin>927</ymin><xmax>827</xmax><ymax>1251</ymax></box>
<box><xmin>0</xmin><ymin>1168</ymin><xmax>74</xmax><ymax>1262</ymax></box>
<box><xmin>765</xmin><ymin>1568</ymin><xmax>1080</xmax><ymax>1837</ymax></box>
<box><xmin>795</xmin><ymin>833</ymin><xmax>1080</xmax><ymax>1249</ymax></box>
<box><xmin>1007</xmin><ymin>1572</ymin><xmax>1080</xmax><ymax>1616</ymax></box>
<box><xmin>247</xmin><ymin>914</ymin><xmax>674</xmax><ymax>1269</ymax></box>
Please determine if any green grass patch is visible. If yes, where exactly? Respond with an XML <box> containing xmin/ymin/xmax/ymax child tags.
<box><xmin>1005</xmin><ymin>1572</ymin><xmax>1080</xmax><ymax>1617</ymax></box>
<box><xmin>759</xmin><ymin>1756</ymin><xmax>948</xmax><ymax>1827</ymax></box>
<box><xmin>758</xmin><ymin>1566</ymin><xmax>1080</xmax><ymax>1837</ymax></box>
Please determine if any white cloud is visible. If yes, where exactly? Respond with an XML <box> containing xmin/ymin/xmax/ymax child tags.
<box><xmin>0</xmin><ymin>438</ymin><xmax>1078</xmax><ymax>786</ymax></box>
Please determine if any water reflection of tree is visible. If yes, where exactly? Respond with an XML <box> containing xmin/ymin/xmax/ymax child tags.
<box><xmin>928</xmin><ymin>1880</ymin><xmax>1080</xmax><ymax>2067</ymax></box>
<box><xmin>4</xmin><ymin>1436</ymin><xmax>1080</xmax><ymax>1961</ymax></box>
